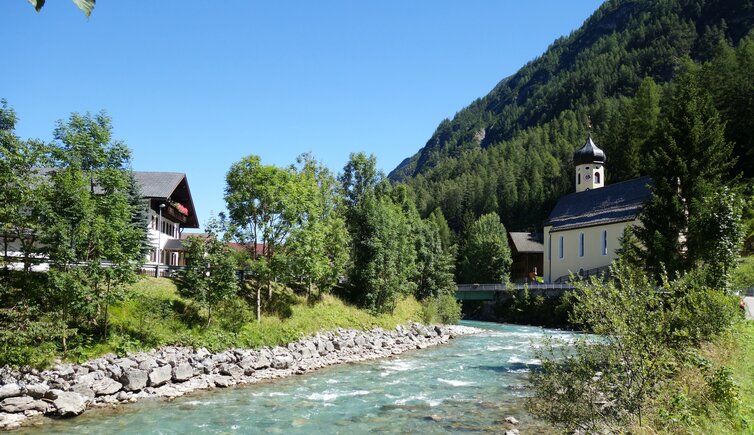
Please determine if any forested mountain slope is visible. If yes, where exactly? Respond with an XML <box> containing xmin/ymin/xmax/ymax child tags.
<box><xmin>389</xmin><ymin>0</ymin><xmax>754</xmax><ymax>232</ymax></box>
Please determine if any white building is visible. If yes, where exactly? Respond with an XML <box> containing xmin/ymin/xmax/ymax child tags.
<box><xmin>543</xmin><ymin>138</ymin><xmax>651</xmax><ymax>283</ymax></box>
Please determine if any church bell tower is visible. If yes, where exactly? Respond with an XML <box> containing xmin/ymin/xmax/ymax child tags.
<box><xmin>573</xmin><ymin>136</ymin><xmax>606</xmax><ymax>193</ymax></box>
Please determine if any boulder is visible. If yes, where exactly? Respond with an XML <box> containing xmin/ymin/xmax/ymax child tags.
<box><xmin>137</xmin><ymin>358</ymin><xmax>157</xmax><ymax>371</ymax></box>
<box><xmin>219</xmin><ymin>364</ymin><xmax>244</xmax><ymax>380</ymax></box>
<box><xmin>211</xmin><ymin>375</ymin><xmax>235</xmax><ymax>388</ymax></box>
<box><xmin>505</xmin><ymin>416</ymin><xmax>520</xmax><ymax>425</ymax></box>
<box><xmin>148</xmin><ymin>365</ymin><xmax>172</xmax><ymax>387</ymax></box>
<box><xmin>272</xmin><ymin>354</ymin><xmax>294</xmax><ymax>369</ymax></box>
<box><xmin>0</xmin><ymin>396</ymin><xmax>35</xmax><ymax>413</ymax></box>
<box><xmin>0</xmin><ymin>412</ymin><xmax>26</xmax><ymax>430</ymax></box>
<box><xmin>120</xmin><ymin>369</ymin><xmax>148</xmax><ymax>392</ymax></box>
<box><xmin>0</xmin><ymin>384</ymin><xmax>22</xmax><ymax>400</ymax></box>
<box><xmin>51</xmin><ymin>391</ymin><xmax>87</xmax><ymax>417</ymax></box>
<box><xmin>55</xmin><ymin>364</ymin><xmax>75</xmax><ymax>380</ymax></box>
<box><xmin>92</xmin><ymin>378</ymin><xmax>122</xmax><ymax>396</ymax></box>
<box><xmin>71</xmin><ymin>383</ymin><xmax>95</xmax><ymax>401</ymax></box>
<box><xmin>172</xmin><ymin>362</ymin><xmax>194</xmax><ymax>382</ymax></box>
<box><xmin>253</xmin><ymin>354</ymin><xmax>271</xmax><ymax>370</ymax></box>
<box><xmin>25</xmin><ymin>383</ymin><xmax>48</xmax><ymax>399</ymax></box>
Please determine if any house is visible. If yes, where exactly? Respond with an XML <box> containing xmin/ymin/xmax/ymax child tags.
<box><xmin>1</xmin><ymin>170</ymin><xmax>199</xmax><ymax>272</ymax></box>
<box><xmin>542</xmin><ymin>138</ymin><xmax>651</xmax><ymax>283</ymax></box>
<box><xmin>135</xmin><ymin>172</ymin><xmax>199</xmax><ymax>269</ymax></box>
<box><xmin>508</xmin><ymin>232</ymin><xmax>544</xmax><ymax>283</ymax></box>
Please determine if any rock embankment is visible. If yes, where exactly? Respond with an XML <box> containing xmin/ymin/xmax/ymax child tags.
<box><xmin>0</xmin><ymin>323</ymin><xmax>481</xmax><ymax>430</ymax></box>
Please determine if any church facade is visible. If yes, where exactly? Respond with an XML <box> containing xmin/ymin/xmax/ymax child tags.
<box><xmin>542</xmin><ymin>138</ymin><xmax>651</xmax><ymax>283</ymax></box>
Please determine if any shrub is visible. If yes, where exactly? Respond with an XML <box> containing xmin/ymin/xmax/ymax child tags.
<box><xmin>421</xmin><ymin>293</ymin><xmax>461</xmax><ymax>324</ymax></box>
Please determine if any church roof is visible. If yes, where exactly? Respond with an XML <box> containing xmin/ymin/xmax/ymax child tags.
<box><xmin>545</xmin><ymin>176</ymin><xmax>651</xmax><ymax>232</ymax></box>
<box><xmin>573</xmin><ymin>136</ymin><xmax>606</xmax><ymax>165</ymax></box>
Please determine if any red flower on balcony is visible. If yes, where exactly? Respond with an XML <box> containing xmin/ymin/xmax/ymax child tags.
<box><xmin>172</xmin><ymin>201</ymin><xmax>189</xmax><ymax>216</ymax></box>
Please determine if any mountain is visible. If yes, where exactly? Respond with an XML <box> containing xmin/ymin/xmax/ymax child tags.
<box><xmin>389</xmin><ymin>0</ymin><xmax>754</xmax><ymax>233</ymax></box>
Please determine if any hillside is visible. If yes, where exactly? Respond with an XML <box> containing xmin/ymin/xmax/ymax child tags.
<box><xmin>389</xmin><ymin>0</ymin><xmax>754</xmax><ymax>232</ymax></box>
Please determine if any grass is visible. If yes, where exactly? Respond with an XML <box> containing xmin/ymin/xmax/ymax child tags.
<box><xmin>75</xmin><ymin>277</ymin><xmax>424</xmax><ymax>361</ymax></box>
<box><xmin>639</xmin><ymin>320</ymin><xmax>754</xmax><ymax>434</ymax></box>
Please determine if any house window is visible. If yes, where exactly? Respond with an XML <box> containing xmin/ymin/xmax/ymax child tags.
<box><xmin>595</xmin><ymin>172</ymin><xmax>601</xmax><ymax>184</ymax></box>
<box><xmin>558</xmin><ymin>236</ymin><xmax>564</xmax><ymax>259</ymax></box>
<box><xmin>579</xmin><ymin>233</ymin><xmax>585</xmax><ymax>257</ymax></box>
<box><xmin>602</xmin><ymin>230</ymin><xmax>608</xmax><ymax>255</ymax></box>
<box><xmin>577</xmin><ymin>173</ymin><xmax>581</xmax><ymax>184</ymax></box>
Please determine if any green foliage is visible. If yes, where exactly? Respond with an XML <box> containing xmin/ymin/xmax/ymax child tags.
<box><xmin>414</xmin><ymin>219</ymin><xmax>456</xmax><ymax>300</ymax></box>
<box><xmin>420</xmin><ymin>293</ymin><xmax>461</xmax><ymax>325</ymax></box>
<box><xmin>178</xmin><ymin>224</ymin><xmax>239</xmax><ymax>328</ymax></box>
<box><xmin>458</xmin><ymin>212</ymin><xmax>511</xmax><ymax>283</ymax></box>
<box><xmin>528</xmin><ymin>261</ymin><xmax>741</xmax><ymax>432</ymax></box>
<box><xmin>731</xmin><ymin>257</ymin><xmax>754</xmax><ymax>292</ymax></box>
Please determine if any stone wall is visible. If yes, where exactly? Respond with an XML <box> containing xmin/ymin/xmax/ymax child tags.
<box><xmin>0</xmin><ymin>323</ymin><xmax>481</xmax><ymax>430</ymax></box>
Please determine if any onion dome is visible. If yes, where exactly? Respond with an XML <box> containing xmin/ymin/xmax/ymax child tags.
<box><xmin>573</xmin><ymin>136</ymin><xmax>606</xmax><ymax>165</ymax></box>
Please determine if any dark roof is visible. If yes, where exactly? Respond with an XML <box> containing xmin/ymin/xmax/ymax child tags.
<box><xmin>132</xmin><ymin>172</ymin><xmax>186</xmax><ymax>198</ymax></box>
<box><xmin>508</xmin><ymin>232</ymin><xmax>544</xmax><ymax>253</ymax></box>
<box><xmin>34</xmin><ymin>168</ymin><xmax>199</xmax><ymax>229</ymax></box>
<box><xmin>573</xmin><ymin>136</ymin><xmax>606</xmax><ymax>165</ymax></box>
<box><xmin>545</xmin><ymin>176</ymin><xmax>651</xmax><ymax>232</ymax></box>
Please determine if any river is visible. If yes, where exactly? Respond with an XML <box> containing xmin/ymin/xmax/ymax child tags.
<box><xmin>20</xmin><ymin>321</ymin><xmax>577</xmax><ymax>434</ymax></box>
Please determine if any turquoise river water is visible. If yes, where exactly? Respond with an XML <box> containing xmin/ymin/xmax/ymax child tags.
<box><xmin>19</xmin><ymin>321</ymin><xmax>577</xmax><ymax>434</ymax></box>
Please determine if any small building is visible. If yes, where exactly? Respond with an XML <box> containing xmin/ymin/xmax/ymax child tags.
<box><xmin>135</xmin><ymin>172</ymin><xmax>200</xmax><ymax>269</ymax></box>
<box><xmin>543</xmin><ymin>137</ymin><xmax>651</xmax><ymax>283</ymax></box>
<box><xmin>508</xmin><ymin>232</ymin><xmax>544</xmax><ymax>283</ymax></box>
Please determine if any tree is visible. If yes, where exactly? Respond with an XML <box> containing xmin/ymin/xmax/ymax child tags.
<box><xmin>178</xmin><ymin>226</ymin><xmax>239</xmax><ymax>327</ymax></box>
<box><xmin>43</xmin><ymin>111</ymin><xmax>146</xmax><ymax>339</ymax></box>
<box><xmin>458</xmin><ymin>212</ymin><xmax>511</xmax><ymax>283</ymax></box>
<box><xmin>0</xmin><ymin>100</ymin><xmax>48</xmax><ymax>273</ymax></box>
<box><xmin>225</xmin><ymin>155</ymin><xmax>307</xmax><ymax>320</ymax></box>
<box><xmin>414</xmin><ymin>219</ymin><xmax>456</xmax><ymax>300</ymax></box>
<box><xmin>286</xmin><ymin>154</ymin><xmax>350</xmax><ymax>296</ymax></box>
<box><xmin>27</xmin><ymin>0</ymin><xmax>95</xmax><ymax>17</ymax></box>
<box><xmin>635</xmin><ymin>62</ymin><xmax>735</xmax><ymax>281</ymax></box>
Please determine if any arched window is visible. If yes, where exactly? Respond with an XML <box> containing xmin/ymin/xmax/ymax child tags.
<box><xmin>559</xmin><ymin>236</ymin><xmax>564</xmax><ymax>259</ymax></box>
<box><xmin>577</xmin><ymin>173</ymin><xmax>581</xmax><ymax>184</ymax></box>
<box><xmin>579</xmin><ymin>233</ymin><xmax>585</xmax><ymax>257</ymax></box>
<box><xmin>602</xmin><ymin>230</ymin><xmax>608</xmax><ymax>255</ymax></box>
<box><xmin>595</xmin><ymin>171</ymin><xmax>601</xmax><ymax>184</ymax></box>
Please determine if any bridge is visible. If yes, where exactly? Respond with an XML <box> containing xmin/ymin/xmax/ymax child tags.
<box><xmin>455</xmin><ymin>283</ymin><xmax>575</xmax><ymax>301</ymax></box>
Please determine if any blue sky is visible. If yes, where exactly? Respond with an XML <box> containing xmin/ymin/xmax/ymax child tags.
<box><xmin>2</xmin><ymin>0</ymin><xmax>603</xmax><ymax>226</ymax></box>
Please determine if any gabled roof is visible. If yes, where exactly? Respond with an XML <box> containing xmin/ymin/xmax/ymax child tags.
<box><xmin>132</xmin><ymin>172</ymin><xmax>186</xmax><ymax>198</ymax></box>
<box><xmin>508</xmin><ymin>232</ymin><xmax>544</xmax><ymax>254</ymax></box>
<box><xmin>545</xmin><ymin>176</ymin><xmax>651</xmax><ymax>232</ymax></box>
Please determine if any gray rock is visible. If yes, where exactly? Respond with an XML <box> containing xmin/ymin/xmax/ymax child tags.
<box><xmin>148</xmin><ymin>365</ymin><xmax>172</xmax><ymax>387</ymax></box>
<box><xmin>172</xmin><ymin>362</ymin><xmax>194</xmax><ymax>382</ymax></box>
<box><xmin>272</xmin><ymin>354</ymin><xmax>294</xmax><ymax>369</ymax></box>
<box><xmin>116</xmin><ymin>391</ymin><xmax>132</xmax><ymax>402</ymax></box>
<box><xmin>0</xmin><ymin>396</ymin><xmax>35</xmax><ymax>413</ymax></box>
<box><xmin>219</xmin><ymin>364</ymin><xmax>244</xmax><ymax>380</ymax></box>
<box><xmin>25</xmin><ymin>383</ymin><xmax>48</xmax><ymax>399</ymax></box>
<box><xmin>211</xmin><ymin>375</ymin><xmax>235</xmax><ymax>388</ymax></box>
<box><xmin>253</xmin><ymin>354</ymin><xmax>271</xmax><ymax>370</ymax></box>
<box><xmin>138</xmin><ymin>358</ymin><xmax>157</xmax><ymax>371</ymax></box>
<box><xmin>51</xmin><ymin>391</ymin><xmax>87</xmax><ymax>416</ymax></box>
<box><xmin>354</xmin><ymin>335</ymin><xmax>366</xmax><ymax>347</ymax></box>
<box><xmin>0</xmin><ymin>384</ymin><xmax>22</xmax><ymax>400</ymax></box>
<box><xmin>0</xmin><ymin>412</ymin><xmax>26</xmax><ymax>430</ymax></box>
<box><xmin>504</xmin><ymin>430</ymin><xmax>519</xmax><ymax>435</ymax></box>
<box><xmin>505</xmin><ymin>416</ymin><xmax>519</xmax><ymax>425</ymax></box>
<box><xmin>120</xmin><ymin>369</ymin><xmax>148</xmax><ymax>392</ymax></box>
<box><xmin>92</xmin><ymin>378</ymin><xmax>122</xmax><ymax>396</ymax></box>
<box><xmin>107</xmin><ymin>364</ymin><xmax>123</xmax><ymax>380</ymax></box>
<box><xmin>71</xmin><ymin>383</ymin><xmax>95</xmax><ymax>400</ymax></box>
<box><xmin>56</xmin><ymin>364</ymin><xmax>75</xmax><ymax>380</ymax></box>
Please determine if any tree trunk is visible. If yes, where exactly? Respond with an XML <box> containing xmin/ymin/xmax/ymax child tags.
<box><xmin>256</xmin><ymin>286</ymin><xmax>261</xmax><ymax>323</ymax></box>
<box><xmin>268</xmin><ymin>279</ymin><xmax>272</xmax><ymax>300</ymax></box>
<box><xmin>207</xmin><ymin>306</ymin><xmax>212</xmax><ymax>328</ymax></box>
<box><xmin>102</xmin><ymin>278</ymin><xmax>110</xmax><ymax>340</ymax></box>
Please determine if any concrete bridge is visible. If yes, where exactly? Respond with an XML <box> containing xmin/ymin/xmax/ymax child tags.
<box><xmin>455</xmin><ymin>283</ymin><xmax>575</xmax><ymax>301</ymax></box>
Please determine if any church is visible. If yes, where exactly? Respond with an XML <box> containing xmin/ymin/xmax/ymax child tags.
<box><xmin>542</xmin><ymin>137</ymin><xmax>651</xmax><ymax>283</ymax></box>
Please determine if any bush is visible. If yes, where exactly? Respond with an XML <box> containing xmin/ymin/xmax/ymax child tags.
<box><xmin>528</xmin><ymin>261</ymin><xmax>740</xmax><ymax>432</ymax></box>
<box><xmin>421</xmin><ymin>293</ymin><xmax>461</xmax><ymax>324</ymax></box>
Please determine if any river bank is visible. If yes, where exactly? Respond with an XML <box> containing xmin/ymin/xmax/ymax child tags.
<box><xmin>0</xmin><ymin>323</ymin><xmax>482</xmax><ymax>431</ymax></box>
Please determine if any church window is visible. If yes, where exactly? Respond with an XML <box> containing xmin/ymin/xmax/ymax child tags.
<box><xmin>579</xmin><ymin>233</ymin><xmax>585</xmax><ymax>257</ymax></box>
<box><xmin>577</xmin><ymin>173</ymin><xmax>581</xmax><ymax>184</ymax></box>
<box><xmin>559</xmin><ymin>236</ymin><xmax>564</xmax><ymax>259</ymax></box>
<box><xmin>602</xmin><ymin>230</ymin><xmax>608</xmax><ymax>255</ymax></box>
<box><xmin>595</xmin><ymin>172</ymin><xmax>601</xmax><ymax>184</ymax></box>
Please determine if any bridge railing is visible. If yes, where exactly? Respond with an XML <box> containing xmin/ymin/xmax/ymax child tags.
<box><xmin>456</xmin><ymin>283</ymin><xmax>574</xmax><ymax>292</ymax></box>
